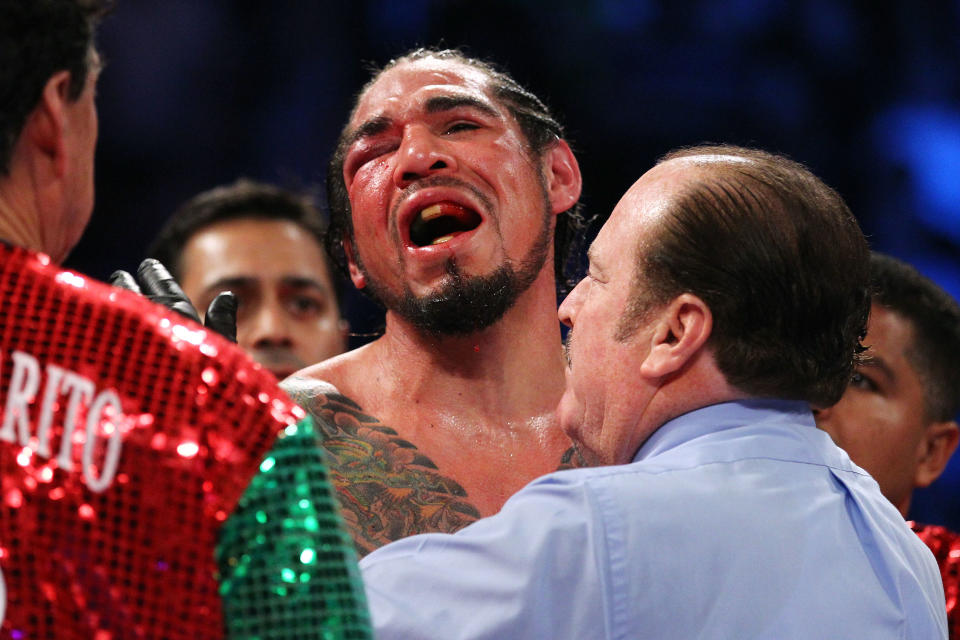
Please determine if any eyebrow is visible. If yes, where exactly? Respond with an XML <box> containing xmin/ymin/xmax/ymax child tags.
<box><xmin>859</xmin><ymin>353</ymin><xmax>895</xmax><ymax>384</ymax></box>
<box><xmin>345</xmin><ymin>94</ymin><xmax>500</xmax><ymax>148</ymax></box>
<box><xmin>203</xmin><ymin>276</ymin><xmax>329</xmax><ymax>294</ymax></box>
<box><xmin>586</xmin><ymin>246</ymin><xmax>603</xmax><ymax>273</ymax></box>
<box><xmin>280</xmin><ymin>276</ymin><xmax>330</xmax><ymax>293</ymax></box>
<box><xmin>345</xmin><ymin>115</ymin><xmax>392</xmax><ymax>148</ymax></box>
<box><xmin>201</xmin><ymin>276</ymin><xmax>256</xmax><ymax>295</ymax></box>
<box><xmin>423</xmin><ymin>94</ymin><xmax>499</xmax><ymax>118</ymax></box>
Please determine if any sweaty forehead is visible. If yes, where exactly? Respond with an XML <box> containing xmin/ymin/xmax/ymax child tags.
<box><xmin>350</xmin><ymin>59</ymin><xmax>495</xmax><ymax>126</ymax></box>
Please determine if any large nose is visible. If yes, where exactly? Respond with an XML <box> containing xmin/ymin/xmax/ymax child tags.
<box><xmin>243</xmin><ymin>301</ymin><xmax>294</xmax><ymax>350</ymax></box>
<box><xmin>558</xmin><ymin>278</ymin><xmax>587</xmax><ymax>328</ymax></box>
<box><xmin>393</xmin><ymin>125</ymin><xmax>458</xmax><ymax>189</ymax></box>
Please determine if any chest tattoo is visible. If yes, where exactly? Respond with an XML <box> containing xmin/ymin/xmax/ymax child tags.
<box><xmin>284</xmin><ymin>384</ymin><xmax>482</xmax><ymax>556</ymax></box>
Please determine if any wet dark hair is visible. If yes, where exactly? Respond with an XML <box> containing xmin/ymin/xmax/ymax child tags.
<box><xmin>0</xmin><ymin>0</ymin><xmax>112</xmax><ymax>174</ymax></box>
<box><xmin>325</xmin><ymin>47</ymin><xmax>588</xmax><ymax>298</ymax></box>
<box><xmin>870</xmin><ymin>252</ymin><xmax>960</xmax><ymax>421</ymax></box>
<box><xmin>147</xmin><ymin>178</ymin><xmax>341</xmax><ymax>306</ymax></box>
<box><xmin>621</xmin><ymin>144</ymin><xmax>870</xmax><ymax>408</ymax></box>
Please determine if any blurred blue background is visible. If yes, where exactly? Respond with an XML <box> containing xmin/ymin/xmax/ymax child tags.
<box><xmin>65</xmin><ymin>0</ymin><xmax>960</xmax><ymax>529</ymax></box>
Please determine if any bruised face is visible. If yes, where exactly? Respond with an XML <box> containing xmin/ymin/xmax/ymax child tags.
<box><xmin>340</xmin><ymin>57</ymin><xmax>556</xmax><ymax>335</ymax></box>
<box><xmin>179</xmin><ymin>218</ymin><xmax>346</xmax><ymax>379</ymax></box>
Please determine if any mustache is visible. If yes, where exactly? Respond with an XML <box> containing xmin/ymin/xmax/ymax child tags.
<box><xmin>249</xmin><ymin>347</ymin><xmax>306</xmax><ymax>372</ymax></box>
<box><xmin>563</xmin><ymin>328</ymin><xmax>573</xmax><ymax>366</ymax></box>
<box><xmin>389</xmin><ymin>175</ymin><xmax>495</xmax><ymax>224</ymax></box>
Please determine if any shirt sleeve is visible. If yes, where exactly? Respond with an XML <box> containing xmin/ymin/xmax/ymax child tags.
<box><xmin>216</xmin><ymin>416</ymin><xmax>373</xmax><ymax>639</ymax></box>
<box><xmin>359</xmin><ymin>472</ymin><xmax>611</xmax><ymax>640</ymax></box>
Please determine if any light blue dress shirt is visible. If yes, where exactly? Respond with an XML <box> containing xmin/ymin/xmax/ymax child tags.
<box><xmin>360</xmin><ymin>400</ymin><xmax>947</xmax><ymax>639</ymax></box>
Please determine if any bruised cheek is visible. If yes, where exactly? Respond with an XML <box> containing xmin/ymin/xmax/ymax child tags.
<box><xmin>348</xmin><ymin>161</ymin><xmax>395</xmax><ymax>242</ymax></box>
<box><xmin>360</xmin><ymin>156</ymin><xmax>394</xmax><ymax>193</ymax></box>
<box><xmin>349</xmin><ymin>157</ymin><xmax>392</xmax><ymax>201</ymax></box>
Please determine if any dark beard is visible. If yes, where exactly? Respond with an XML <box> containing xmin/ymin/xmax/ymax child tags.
<box><xmin>394</xmin><ymin>259</ymin><xmax>529</xmax><ymax>336</ymax></box>
<box><xmin>363</xmin><ymin>208</ymin><xmax>552</xmax><ymax>337</ymax></box>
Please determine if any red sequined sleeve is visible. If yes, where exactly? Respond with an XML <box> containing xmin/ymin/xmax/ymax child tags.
<box><xmin>911</xmin><ymin>521</ymin><xmax>960</xmax><ymax>639</ymax></box>
<box><xmin>0</xmin><ymin>244</ymin><xmax>369</xmax><ymax>639</ymax></box>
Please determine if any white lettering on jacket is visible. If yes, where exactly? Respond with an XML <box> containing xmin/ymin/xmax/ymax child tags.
<box><xmin>0</xmin><ymin>350</ymin><xmax>125</xmax><ymax>492</ymax></box>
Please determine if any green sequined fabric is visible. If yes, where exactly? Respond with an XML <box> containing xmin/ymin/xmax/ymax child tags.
<box><xmin>216</xmin><ymin>416</ymin><xmax>372</xmax><ymax>639</ymax></box>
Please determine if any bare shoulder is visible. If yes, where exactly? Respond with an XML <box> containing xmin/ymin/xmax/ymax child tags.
<box><xmin>286</xmin><ymin>345</ymin><xmax>362</xmax><ymax>387</ymax></box>
<box><xmin>280</xmin><ymin>372</ymin><xmax>343</xmax><ymax>403</ymax></box>
<box><xmin>280</xmin><ymin>371</ymin><xmax>481</xmax><ymax>557</ymax></box>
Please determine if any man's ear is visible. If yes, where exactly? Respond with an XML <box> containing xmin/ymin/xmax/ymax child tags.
<box><xmin>343</xmin><ymin>237</ymin><xmax>366</xmax><ymax>289</ymax></box>
<box><xmin>639</xmin><ymin>294</ymin><xmax>712</xmax><ymax>379</ymax></box>
<box><xmin>24</xmin><ymin>70</ymin><xmax>73</xmax><ymax>176</ymax></box>
<box><xmin>542</xmin><ymin>139</ymin><xmax>582</xmax><ymax>216</ymax></box>
<box><xmin>914</xmin><ymin>420</ymin><xmax>960</xmax><ymax>489</ymax></box>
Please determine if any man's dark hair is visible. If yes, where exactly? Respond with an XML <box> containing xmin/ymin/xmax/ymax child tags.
<box><xmin>870</xmin><ymin>252</ymin><xmax>960</xmax><ymax>421</ymax></box>
<box><xmin>147</xmin><ymin>179</ymin><xmax>340</xmax><ymax>304</ymax></box>
<box><xmin>620</xmin><ymin>144</ymin><xmax>870</xmax><ymax>408</ymax></box>
<box><xmin>0</xmin><ymin>0</ymin><xmax>112</xmax><ymax>174</ymax></box>
<box><xmin>325</xmin><ymin>47</ymin><xmax>589</xmax><ymax>298</ymax></box>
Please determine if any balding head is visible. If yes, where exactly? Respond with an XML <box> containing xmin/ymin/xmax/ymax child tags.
<box><xmin>619</xmin><ymin>145</ymin><xmax>870</xmax><ymax>407</ymax></box>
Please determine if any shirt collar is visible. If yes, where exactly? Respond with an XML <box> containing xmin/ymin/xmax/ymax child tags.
<box><xmin>633</xmin><ymin>398</ymin><xmax>815</xmax><ymax>463</ymax></box>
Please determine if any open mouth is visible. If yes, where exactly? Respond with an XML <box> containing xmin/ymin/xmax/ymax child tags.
<box><xmin>409</xmin><ymin>202</ymin><xmax>482</xmax><ymax>247</ymax></box>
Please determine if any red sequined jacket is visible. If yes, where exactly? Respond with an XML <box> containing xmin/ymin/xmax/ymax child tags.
<box><xmin>0</xmin><ymin>244</ymin><xmax>304</xmax><ymax>639</ymax></box>
<box><xmin>911</xmin><ymin>521</ymin><xmax>960</xmax><ymax>639</ymax></box>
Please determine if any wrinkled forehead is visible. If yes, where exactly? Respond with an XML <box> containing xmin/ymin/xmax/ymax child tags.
<box><xmin>350</xmin><ymin>58</ymin><xmax>495</xmax><ymax>127</ymax></box>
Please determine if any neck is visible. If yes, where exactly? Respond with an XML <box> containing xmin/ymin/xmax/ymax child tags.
<box><xmin>373</xmin><ymin>269</ymin><xmax>567</xmax><ymax>424</ymax></box>
<box><xmin>635</xmin><ymin>351</ymin><xmax>744</xmax><ymax>457</ymax></box>
<box><xmin>897</xmin><ymin>496</ymin><xmax>911</xmax><ymax>519</ymax></box>
<box><xmin>0</xmin><ymin>179</ymin><xmax>47</xmax><ymax>258</ymax></box>
<box><xmin>0</xmin><ymin>150</ymin><xmax>73</xmax><ymax>263</ymax></box>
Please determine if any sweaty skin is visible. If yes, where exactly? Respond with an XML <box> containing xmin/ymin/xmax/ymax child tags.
<box><xmin>284</xmin><ymin>378</ymin><xmax>581</xmax><ymax>556</ymax></box>
<box><xmin>287</xmin><ymin>55</ymin><xmax>585</xmax><ymax>555</ymax></box>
